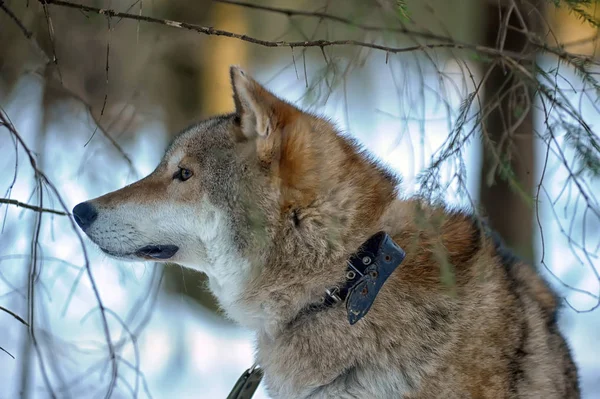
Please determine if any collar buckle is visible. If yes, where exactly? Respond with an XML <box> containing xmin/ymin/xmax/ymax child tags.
<box><xmin>320</xmin><ymin>232</ymin><xmax>406</xmax><ymax>324</ymax></box>
<box><xmin>325</xmin><ymin>286</ymin><xmax>342</xmax><ymax>303</ymax></box>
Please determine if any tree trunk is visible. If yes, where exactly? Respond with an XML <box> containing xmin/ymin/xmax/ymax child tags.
<box><xmin>479</xmin><ymin>1</ymin><xmax>541</xmax><ymax>262</ymax></box>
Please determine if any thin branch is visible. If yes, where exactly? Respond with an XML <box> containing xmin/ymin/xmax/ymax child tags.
<box><xmin>0</xmin><ymin>0</ymin><xmax>50</xmax><ymax>63</ymax></box>
<box><xmin>0</xmin><ymin>305</ymin><xmax>29</xmax><ymax>326</ymax></box>
<box><xmin>0</xmin><ymin>3</ymin><xmax>136</xmax><ymax>173</ymax></box>
<box><xmin>41</xmin><ymin>0</ymin><xmax>63</xmax><ymax>82</ymax></box>
<box><xmin>84</xmin><ymin>13</ymin><xmax>112</xmax><ymax>147</ymax></box>
<box><xmin>49</xmin><ymin>76</ymin><xmax>136</xmax><ymax>172</ymax></box>
<box><xmin>214</xmin><ymin>0</ymin><xmax>403</xmax><ymax>32</ymax></box>
<box><xmin>215</xmin><ymin>0</ymin><xmax>597</xmax><ymax>69</ymax></box>
<box><xmin>0</xmin><ymin>109</ymin><xmax>119</xmax><ymax>398</ymax></box>
<box><xmin>0</xmin><ymin>346</ymin><xmax>15</xmax><ymax>359</ymax></box>
<box><xmin>0</xmin><ymin>198</ymin><xmax>69</xmax><ymax>216</ymax></box>
<box><xmin>0</xmin><ymin>0</ymin><xmax>33</xmax><ymax>38</ymax></box>
<box><xmin>41</xmin><ymin>0</ymin><xmax>534</xmax><ymax>62</ymax></box>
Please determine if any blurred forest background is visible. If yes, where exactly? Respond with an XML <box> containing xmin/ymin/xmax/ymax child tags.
<box><xmin>1</xmin><ymin>0</ymin><xmax>599</xmax><ymax>398</ymax></box>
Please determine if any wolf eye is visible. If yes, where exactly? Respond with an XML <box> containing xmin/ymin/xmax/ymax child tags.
<box><xmin>174</xmin><ymin>168</ymin><xmax>193</xmax><ymax>182</ymax></box>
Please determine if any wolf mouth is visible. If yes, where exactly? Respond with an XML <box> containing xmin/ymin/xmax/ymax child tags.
<box><xmin>135</xmin><ymin>245</ymin><xmax>179</xmax><ymax>259</ymax></box>
<box><xmin>100</xmin><ymin>244</ymin><xmax>179</xmax><ymax>260</ymax></box>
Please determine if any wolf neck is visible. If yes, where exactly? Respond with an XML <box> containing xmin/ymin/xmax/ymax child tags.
<box><xmin>226</xmin><ymin>132</ymin><xmax>399</xmax><ymax>334</ymax></box>
<box><xmin>181</xmin><ymin>255</ymin><xmax>252</xmax><ymax>318</ymax></box>
<box><xmin>205</xmin><ymin>265</ymin><xmax>251</xmax><ymax>315</ymax></box>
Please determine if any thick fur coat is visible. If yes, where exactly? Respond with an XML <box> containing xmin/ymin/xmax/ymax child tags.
<box><xmin>74</xmin><ymin>67</ymin><xmax>579</xmax><ymax>398</ymax></box>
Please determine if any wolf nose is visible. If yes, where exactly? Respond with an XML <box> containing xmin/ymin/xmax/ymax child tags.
<box><xmin>72</xmin><ymin>202</ymin><xmax>98</xmax><ymax>230</ymax></box>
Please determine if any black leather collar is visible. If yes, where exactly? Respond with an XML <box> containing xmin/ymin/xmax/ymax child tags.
<box><xmin>304</xmin><ymin>231</ymin><xmax>406</xmax><ymax>325</ymax></box>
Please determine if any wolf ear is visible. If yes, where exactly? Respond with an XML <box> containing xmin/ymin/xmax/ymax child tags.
<box><xmin>230</xmin><ymin>66</ymin><xmax>295</xmax><ymax>140</ymax></box>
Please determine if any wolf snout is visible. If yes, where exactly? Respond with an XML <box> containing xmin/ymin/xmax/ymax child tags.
<box><xmin>72</xmin><ymin>202</ymin><xmax>98</xmax><ymax>230</ymax></box>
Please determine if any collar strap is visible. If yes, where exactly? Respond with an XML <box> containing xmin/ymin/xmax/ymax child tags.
<box><xmin>227</xmin><ymin>363</ymin><xmax>263</xmax><ymax>399</ymax></box>
<box><xmin>312</xmin><ymin>231</ymin><xmax>406</xmax><ymax>325</ymax></box>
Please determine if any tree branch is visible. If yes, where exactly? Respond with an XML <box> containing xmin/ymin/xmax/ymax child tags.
<box><xmin>0</xmin><ymin>305</ymin><xmax>29</xmax><ymax>326</ymax></box>
<box><xmin>0</xmin><ymin>0</ymin><xmax>32</xmax><ymax>38</ymax></box>
<box><xmin>1</xmin><ymin>0</ymin><xmax>50</xmax><ymax>63</ymax></box>
<box><xmin>40</xmin><ymin>0</ymin><xmax>533</xmax><ymax>61</ymax></box>
<box><xmin>213</xmin><ymin>0</ymin><xmax>407</xmax><ymax>33</ymax></box>
<box><xmin>0</xmin><ymin>2</ymin><xmax>136</xmax><ymax>171</ymax></box>
<box><xmin>0</xmin><ymin>198</ymin><xmax>69</xmax><ymax>216</ymax></box>
<box><xmin>0</xmin><ymin>346</ymin><xmax>15</xmax><ymax>359</ymax></box>
<box><xmin>0</xmin><ymin>109</ymin><xmax>119</xmax><ymax>397</ymax></box>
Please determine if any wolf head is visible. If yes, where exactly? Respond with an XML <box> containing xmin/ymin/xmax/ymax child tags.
<box><xmin>74</xmin><ymin>66</ymin><xmax>398</xmax><ymax>314</ymax></box>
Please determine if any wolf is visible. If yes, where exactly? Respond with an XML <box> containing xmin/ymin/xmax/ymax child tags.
<box><xmin>73</xmin><ymin>66</ymin><xmax>579</xmax><ymax>398</ymax></box>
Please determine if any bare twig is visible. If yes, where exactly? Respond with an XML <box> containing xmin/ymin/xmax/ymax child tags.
<box><xmin>40</xmin><ymin>0</ymin><xmax>534</xmax><ymax>62</ymax></box>
<box><xmin>0</xmin><ymin>0</ymin><xmax>50</xmax><ymax>63</ymax></box>
<box><xmin>0</xmin><ymin>305</ymin><xmax>29</xmax><ymax>326</ymax></box>
<box><xmin>0</xmin><ymin>198</ymin><xmax>69</xmax><ymax>216</ymax></box>
<box><xmin>0</xmin><ymin>346</ymin><xmax>15</xmax><ymax>359</ymax></box>
<box><xmin>214</xmin><ymin>0</ymin><xmax>403</xmax><ymax>32</ymax></box>
<box><xmin>0</xmin><ymin>109</ymin><xmax>119</xmax><ymax>398</ymax></box>
<box><xmin>42</xmin><ymin>74</ymin><xmax>137</xmax><ymax>172</ymax></box>
<box><xmin>41</xmin><ymin>0</ymin><xmax>63</xmax><ymax>82</ymax></box>
<box><xmin>214</xmin><ymin>0</ymin><xmax>597</xmax><ymax>69</ymax></box>
<box><xmin>84</xmin><ymin>13</ymin><xmax>112</xmax><ymax>147</ymax></box>
<box><xmin>0</xmin><ymin>0</ymin><xmax>32</xmax><ymax>38</ymax></box>
<box><xmin>0</xmin><ymin>3</ymin><xmax>136</xmax><ymax>172</ymax></box>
